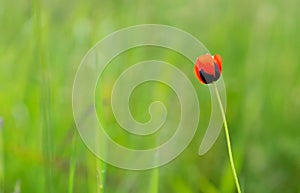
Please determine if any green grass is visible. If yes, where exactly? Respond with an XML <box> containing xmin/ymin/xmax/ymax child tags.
<box><xmin>0</xmin><ymin>118</ymin><xmax>4</xmax><ymax>189</ymax></box>
<box><xmin>0</xmin><ymin>0</ymin><xmax>300</xmax><ymax>192</ymax></box>
<box><xmin>68</xmin><ymin>132</ymin><xmax>77</xmax><ymax>193</ymax></box>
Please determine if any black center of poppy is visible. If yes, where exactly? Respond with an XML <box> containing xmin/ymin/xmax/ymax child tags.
<box><xmin>199</xmin><ymin>62</ymin><xmax>221</xmax><ymax>84</ymax></box>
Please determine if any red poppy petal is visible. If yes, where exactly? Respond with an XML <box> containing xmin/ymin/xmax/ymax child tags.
<box><xmin>213</xmin><ymin>54</ymin><xmax>222</xmax><ymax>73</ymax></box>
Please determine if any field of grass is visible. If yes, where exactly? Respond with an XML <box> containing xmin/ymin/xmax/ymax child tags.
<box><xmin>0</xmin><ymin>0</ymin><xmax>300</xmax><ymax>192</ymax></box>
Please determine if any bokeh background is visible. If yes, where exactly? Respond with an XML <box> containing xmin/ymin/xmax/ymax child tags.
<box><xmin>0</xmin><ymin>0</ymin><xmax>300</xmax><ymax>192</ymax></box>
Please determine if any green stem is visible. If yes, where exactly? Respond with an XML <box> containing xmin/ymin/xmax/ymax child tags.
<box><xmin>149</xmin><ymin>168</ymin><xmax>159</xmax><ymax>193</ymax></box>
<box><xmin>33</xmin><ymin>0</ymin><xmax>53</xmax><ymax>191</ymax></box>
<box><xmin>97</xmin><ymin>159</ymin><xmax>106</xmax><ymax>193</ymax></box>
<box><xmin>0</xmin><ymin>118</ymin><xmax>4</xmax><ymax>189</ymax></box>
<box><xmin>68</xmin><ymin>132</ymin><xmax>77</xmax><ymax>193</ymax></box>
<box><xmin>213</xmin><ymin>82</ymin><xmax>241</xmax><ymax>193</ymax></box>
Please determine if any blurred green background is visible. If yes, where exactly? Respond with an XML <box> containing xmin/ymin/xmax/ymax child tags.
<box><xmin>0</xmin><ymin>0</ymin><xmax>300</xmax><ymax>192</ymax></box>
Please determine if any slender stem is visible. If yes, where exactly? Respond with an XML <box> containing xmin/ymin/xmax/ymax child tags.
<box><xmin>68</xmin><ymin>132</ymin><xmax>77</xmax><ymax>193</ymax></box>
<box><xmin>149</xmin><ymin>168</ymin><xmax>159</xmax><ymax>193</ymax></box>
<box><xmin>97</xmin><ymin>159</ymin><xmax>106</xmax><ymax>193</ymax></box>
<box><xmin>149</xmin><ymin>125</ymin><xmax>160</xmax><ymax>193</ymax></box>
<box><xmin>0</xmin><ymin>118</ymin><xmax>4</xmax><ymax>189</ymax></box>
<box><xmin>33</xmin><ymin>0</ymin><xmax>54</xmax><ymax>190</ymax></box>
<box><xmin>213</xmin><ymin>82</ymin><xmax>241</xmax><ymax>193</ymax></box>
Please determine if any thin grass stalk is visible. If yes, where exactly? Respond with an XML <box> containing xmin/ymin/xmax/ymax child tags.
<box><xmin>68</xmin><ymin>132</ymin><xmax>77</xmax><ymax>193</ymax></box>
<box><xmin>0</xmin><ymin>118</ymin><xmax>4</xmax><ymax>190</ymax></box>
<box><xmin>32</xmin><ymin>0</ymin><xmax>53</xmax><ymax>191</ymax></box>
<box><xmin>149</xmin><ymin>168</ymin><xmax>159</xmax><ymax>193</ymax></box>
